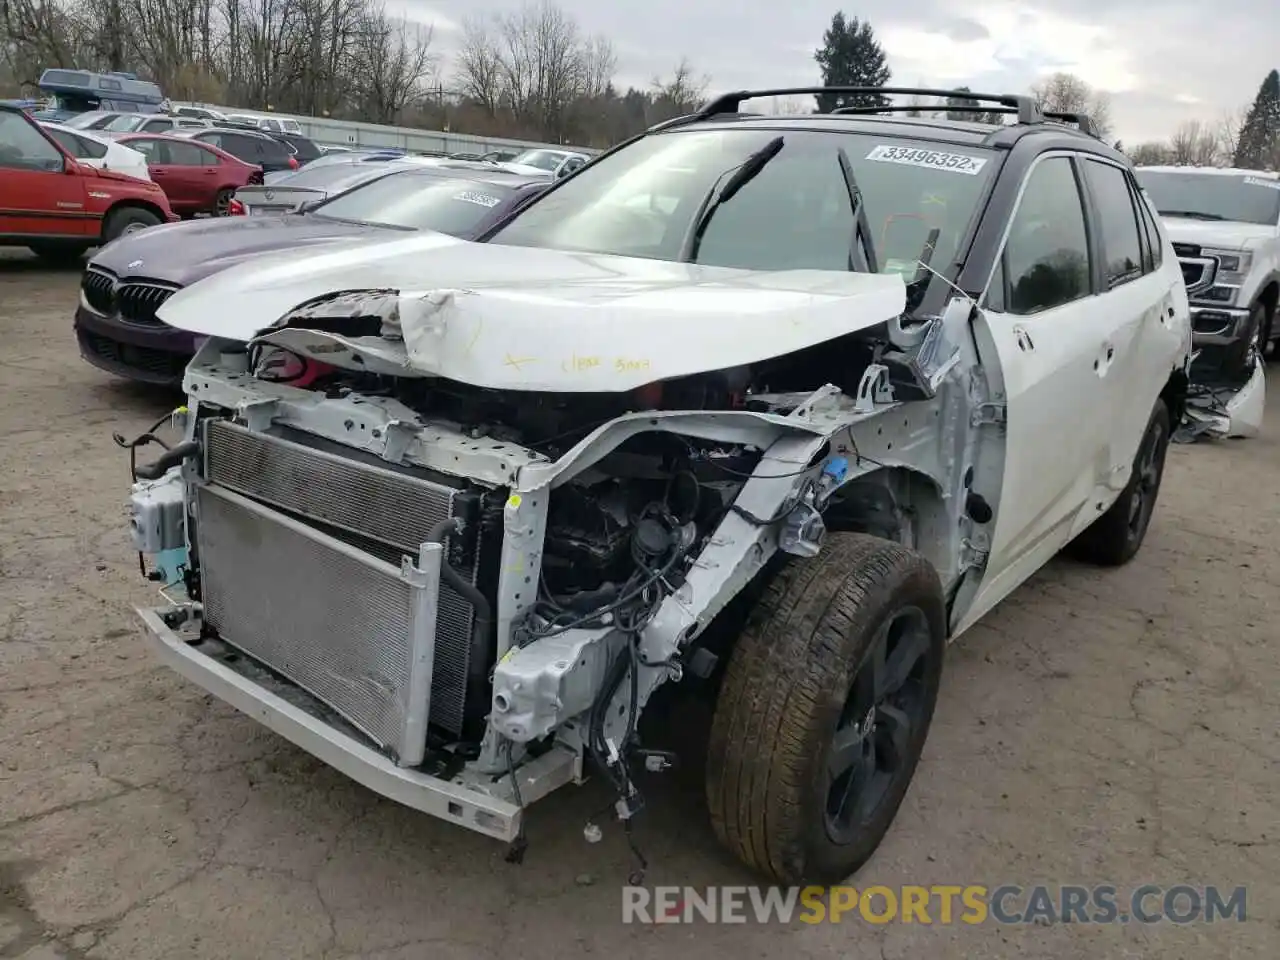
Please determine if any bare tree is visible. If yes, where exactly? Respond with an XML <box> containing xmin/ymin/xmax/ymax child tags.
<box><xmin>450</xmin><ymin>0</ymin><xmax>607</xmax><ymax>138</ymax></box>
<box><xmin>1216</xmin><ymin>107</ymin><xmax>1246</xmax><ymax>165</ymax></box>
<box><xmin>1127</xmin><ymin>141</ymin><xmax>1173</xmax><ymax>166</ymax></box>
<box><xmin>1168</xmin><ymin>119</ymin><xmax>1221</xmax><ymax>166</ymax></box>
<box><xmin>1030</xmin><ymin>71</ymin><xmax>1113</xmax><ymax>139</ymax></box>
<box><xmin>452</xmin><ymin>16</ymin><xmax>502</xmax><ymax>115</ymax></box>
<box><xmin>650</xmin><ymin>56</ymin><xmax>708</xmax><ymax>119</ymax></box>
<box><xmin>770</xmin><ymin>95</ymin><xmax>810</xmax><ymax>115</ymax></box>
<box><xmin>350</xmin><ymin>9</ymin><xmax>434</xmax><ymax>123</ymax></box>
<box><xmin>580</xmin><ymin>34</ymin><xmax>614</xmax><ymax>100</ymax></box>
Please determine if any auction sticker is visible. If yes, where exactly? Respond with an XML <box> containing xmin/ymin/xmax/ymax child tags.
<box><xmin>866</xmin><ymin>144</ymin><xmax>988</xmax><ymax>175</ymax></box>
<box><xmin>454</xmin><ymin>190</ymin><xmax>501</xmax><ymax>207</ymax></box>
<box><xmin>1243</xmin><ymin>176</ymin><xmax>1280</xmax><ymax>191</ymax></box>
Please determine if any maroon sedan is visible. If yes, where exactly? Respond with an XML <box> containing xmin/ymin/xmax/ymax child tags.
<box><xmin>114</xmin><ymin>133</ymin><xmax>262</xmax><ymax>217</ymax></box>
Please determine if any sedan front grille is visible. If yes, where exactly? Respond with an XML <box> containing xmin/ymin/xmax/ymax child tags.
<box><xmin>81</xmin><ymin>268</ymin><xmax>116</xmax><ymax>314</ymax></box>
<box><xmin>117</xmin><ymin>282</ymin><xmax>180</xmax><ymax>327</ymax></box>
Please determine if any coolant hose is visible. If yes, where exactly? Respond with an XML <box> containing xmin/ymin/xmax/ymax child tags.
<box><xmin>426</xmin><ymin>518</ymin><xmax>494</xmax><ymax>674</ymax></box>
<box><xmin>134</xmin><ymin>440</ymin><xmax>200</xmax><ymax>480</ymax></box>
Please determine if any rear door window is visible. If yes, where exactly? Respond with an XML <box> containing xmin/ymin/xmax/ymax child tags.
<box><xmin>261</xmin><ymin>138</ymin><xmax>291</xmax><ymax>164</ymax></box>
<box><xmin>168</xmin><ymin>141</ymin><xmax>214</xmax><ymax>166</ymax></box>
<box><xmin>216</xmin><ymin>133</ymin><xmax>257</xmax><ymax>161</ymax></box>
<box><xmin>125</xmin><ymin>137</ymin><xmax>168</xmax><ymax>163</ymax></box>
<box><xmin>1082</xmin><ymin>159</ymin><xmax>1144</xmax><ymax>289</ymax></box>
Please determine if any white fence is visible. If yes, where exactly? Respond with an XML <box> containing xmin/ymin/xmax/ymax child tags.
<box><xmin>176</xmin><ymin>102</ymin><xmax>601</xmax><ymax>158</ymax></box>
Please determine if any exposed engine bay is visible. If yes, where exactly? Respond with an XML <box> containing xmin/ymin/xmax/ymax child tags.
<box><xmin>126</xmin><ymin>291</ymin><xmax>980</xmax><ymax>874</ymax></box>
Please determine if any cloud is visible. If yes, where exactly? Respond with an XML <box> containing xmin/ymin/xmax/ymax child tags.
<box><xmin>941</xmin><ymin>17</ymin><xmax>991</xmax><ymax>43</ymax></box>
<box><xmin>403</xmin><ymin>0</ymin><xmax>1276</xmax><ymax>142</ymax></box>
<box><xmin>386</xmin><ymin>0</ymin><xmax>462</xmax><ymax>33</ymax></box>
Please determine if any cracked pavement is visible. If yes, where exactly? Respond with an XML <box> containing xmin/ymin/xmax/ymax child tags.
<box><xmin>1</xmin><ymin>251</ymin><xmax>1277</xmax><ymax>959</ymax></box>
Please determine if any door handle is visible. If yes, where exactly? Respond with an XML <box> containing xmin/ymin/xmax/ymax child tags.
<box><xmin>1013</xmin><ymin>324</ymin><xmax>1035</xmax><ymax>352</ymax></box>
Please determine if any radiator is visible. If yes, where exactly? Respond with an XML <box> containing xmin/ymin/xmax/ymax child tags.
<box><xmin>199</xmin><ymin>419</ymin><xmax>485</xmax><ymax>740</ymax></box>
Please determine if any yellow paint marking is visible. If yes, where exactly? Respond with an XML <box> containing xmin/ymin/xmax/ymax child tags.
<box><xmin>503</xmin><ymin>353</ymin><xmax>537</xmax><ymax>371</ymax></box>
<box><xmin>462</xmin><ymin>315</ymin><xmax>483</xmax><ymax>357</ymax></box>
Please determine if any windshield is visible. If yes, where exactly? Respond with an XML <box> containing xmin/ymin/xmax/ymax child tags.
<box><xmin>270</xmin><ymin>162</ymin><xmax>399</xmax><ymax>192</ymax></box>
<box><xmin>1135</xmin><ymin>171</ymin><xmax>1280</xmax><ymax>227</ymax></box>
<box><xmin>50</xmin><ymin>93</ymin><xmax>98</xmax><ymax>113</ymax></box>
<box><xmin>510</xmin><ymin>149</ymin><xmax>567</xmax><ymax>171</ymax></box>
<box><xmin>490</xmin><ymin>128</ymin><xmax>998</xmax><ymax>275</ymax></box>
<box><xmin>63</xmin><ymin>111</ymin><xmax>112</xmax><ymax>129</ymax></box>
<box><xmin>313</xmin><ymin>172</ymin><xmax>517</xmax><ymax>235</ymax></box>
<box><xmin>104</xmin><ymin>114</ymin><xmax>146</xmax><ymax>132</ymax></box>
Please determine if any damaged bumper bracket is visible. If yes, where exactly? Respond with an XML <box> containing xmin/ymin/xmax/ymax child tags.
<box><xmin>135</xmin><ymin>606</ymin><xmax>581</xmax><ymax>842</ymax></box>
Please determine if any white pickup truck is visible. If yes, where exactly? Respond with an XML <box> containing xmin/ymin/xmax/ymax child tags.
<box><xmin>1134</xmin><ymin>166</ymin><xmax>1280</xmax><ymax>383</ymax></box>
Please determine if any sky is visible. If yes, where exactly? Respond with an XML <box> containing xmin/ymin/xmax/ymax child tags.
<box><xmin>390</xmin><ymin>0</ymin><xmax>1276</xmax><ymax>145</ymax></box>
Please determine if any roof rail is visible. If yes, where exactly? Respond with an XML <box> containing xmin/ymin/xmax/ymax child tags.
<box><xmin>827</xmin><ymin>102</ymin><xmax>1100</xmax><ymax>139</ymax></box>
<box><xmin>697</xmin><ymin>86</ymin><xmax>1045</xmax><ymax>125</ymax></box>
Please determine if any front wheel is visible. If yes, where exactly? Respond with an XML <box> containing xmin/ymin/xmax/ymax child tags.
<box><xmin>1245</xmin><ymin>302</ymin><xmax>1268</xmax><ymax>368</ymax></box>
<box><xmin>102</xmin><ymin>206</ymin><xmax>161</xmax><ymax>244</ymax></box>
<box><xmin>706</xmin><ymin>533</ymin><xmax>947</xmax><ymax>884</ymax></box>
<box><xmin>1256</xmin><ymin>304</ymin><xmax>1274</xmax><ymax>363</ymax></box>
<box><xmin>214</xmin><ymin>188</ymin><xmax>235</xmax><ymax>216</ymax></box>
<box><xmin>1067</xmin><ymin>399</ymin><xmax>1170</xmax><ymax>567</ymax></box>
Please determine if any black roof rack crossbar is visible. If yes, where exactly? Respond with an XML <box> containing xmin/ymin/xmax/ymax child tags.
<box><xmin>698</xmin><ymin>86</ymin><xmax>1045</xmax><ymax>125</ymax></box>
<box><xmin>825</xmin><ymin>102</ymin><xmax>1099</xmax><ymax>139</ymax></box>
<box><xmin>1041</xmin><ymin>110</ymin><xmax>1099</xmax><ymax>138</ymax></box>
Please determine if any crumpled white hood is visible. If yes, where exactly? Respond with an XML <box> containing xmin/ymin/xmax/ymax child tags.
<box><xmin>157</xmin><ymin>231</ymin><xmax>907</xmax><ymax>392</ymax></box>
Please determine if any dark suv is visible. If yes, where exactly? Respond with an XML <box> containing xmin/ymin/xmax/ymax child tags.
<box><xmin>173</xmin><ymin>126</ymin><xmax>298</xmax><ymax>174</ymax></box>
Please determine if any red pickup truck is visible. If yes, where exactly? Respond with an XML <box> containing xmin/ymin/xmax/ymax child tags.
<box><xmin>1</xmin><ymin>102</ymin><xmax>177</xmax><ymax>265</ymax></box>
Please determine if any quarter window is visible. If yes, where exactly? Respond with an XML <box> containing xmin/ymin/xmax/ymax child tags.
<box><xmin>997</xmin><ymin>156</ymin><xmax>1092</xmax><ymax>315</ymax></box>
<box><xmin>1083</xmin><ymin>159</ymin><xmax>1144</xmax><ymax>288</ymax></box>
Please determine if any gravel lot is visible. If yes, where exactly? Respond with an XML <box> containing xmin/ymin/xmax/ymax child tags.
<box><xmin>1</xmin><ymin>250</ymin><xmax>1277</xmax><ymax>960</ymax></box>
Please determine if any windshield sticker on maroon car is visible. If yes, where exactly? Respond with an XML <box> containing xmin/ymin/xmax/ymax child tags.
<box><xmin>865</xmin><ymin>144</ymin><xmax>988</xmax><ymax>175</ymax></box>
<box><xmin>454</xmin><ymin>191</ymin><xmax>502</xmax><ymax>207</ymax></box>
<box><xmin>1243</xmin><ymin>176</ymin><xmax>1280</xmax><ymax>191</ymax></box>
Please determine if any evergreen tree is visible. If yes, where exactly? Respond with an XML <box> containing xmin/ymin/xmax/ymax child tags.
<box><xmin>944</xmin><ymin>86</ymin><xmax>981</xmax><ymax>120</ymax></box>
<box><xmin>1234</xmin><ymin>69</ymin><xmax>1280</xmax><ymax>169</ymax></box>
<box><xmin>813</xmin><ymin>12</ymin><xmax>891</xmax><ymax>113</ymax></box>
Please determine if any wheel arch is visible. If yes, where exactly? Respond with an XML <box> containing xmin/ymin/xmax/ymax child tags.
<box><xmin>1160</xmin><ymin>363</ymin><xmax>1189</xmax><ymax>427</ymax></box>
<box><xmin>1256</xmin><ymin>279</ymin><xmax>1279</xmax><ymax>332</ymax></box>
<box><xmin>690</xmin><ymin>464</ymin><xmax>955</xmax><ymax>688</ymax></box>
<box><xmin>823</xmin><ymin>465</ymin><xmax>954</xmax><ymax>579</ymax></box>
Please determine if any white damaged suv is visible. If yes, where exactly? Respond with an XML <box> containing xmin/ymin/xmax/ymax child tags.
<box><xmin>125</xmin><ymin>87</ymin><xmax>1191</xmax><ymax>885</ymax></box>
